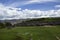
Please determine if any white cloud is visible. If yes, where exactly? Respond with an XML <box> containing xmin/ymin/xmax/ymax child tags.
<box><xmin>55</xmin><ymin>5</ymin><xmax>60</xmax><ymax>8</ymax></box>
<box><xmin>30</xmin><ymin>0</ymin><xmax>56</xmax><ymax>3</ymax></box>
<box><xmin>9</xmin><ymin>0</ymin><xmax>58</xmax><ymax>7</ymax></box>
<box><xmin>0</xmin><ymin>4</ymin><xmax>60</xmax><ymax>20</ymax></box>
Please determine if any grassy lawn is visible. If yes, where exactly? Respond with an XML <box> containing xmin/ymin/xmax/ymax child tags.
<box><xmin>0</xmin><ymin>26</ymin><xmax>60</xmax><ymax>40</ymax></box>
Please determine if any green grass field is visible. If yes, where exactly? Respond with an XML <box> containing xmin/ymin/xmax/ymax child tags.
<box><xmin>0</xmin><ymin>26</ymin><xmax>60</xmax><ymax>40</ymax></box>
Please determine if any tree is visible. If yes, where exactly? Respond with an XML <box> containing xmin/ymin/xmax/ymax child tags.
<box><xmin>5</xmin><ymin>22</ymin><xmax>12</xmax><ymax>29</ymax></box>
<box><xmin>0</xmin><ymin>22</ymin><xmax>5</xmax><ymax>29</ymax></box>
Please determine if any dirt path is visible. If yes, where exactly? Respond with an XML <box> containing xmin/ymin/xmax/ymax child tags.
<box><xmin>56</xmin><ymin>36</ymin><xmax>60</xmax><ymax>40</ymax></box>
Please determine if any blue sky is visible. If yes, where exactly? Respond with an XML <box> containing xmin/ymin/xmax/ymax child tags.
<box><xmin>0</xmin><ymin>0</ymin><xmax>60</xmax><ymax>20</ymax></box>
<box><xmin>0</xmin><ymin>0</ymin><xmax>60</xmax><ymax>10</ymax></box>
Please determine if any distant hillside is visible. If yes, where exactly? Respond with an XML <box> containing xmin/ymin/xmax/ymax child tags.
<box><xmin>0</xmin><ymin>19</ymin><xmax>28</xmax><ymax>25</ymax></box>
<box><xmin>15</xmin><ymin>17</ymin><xmax>60</xmax><ymax>26</ymax></box>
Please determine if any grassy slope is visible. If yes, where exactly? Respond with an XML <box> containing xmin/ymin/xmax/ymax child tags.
<box><xmin>0</xmin><ymin>26</ymin><xmax>60</xmax><ymax>40</ymax></box>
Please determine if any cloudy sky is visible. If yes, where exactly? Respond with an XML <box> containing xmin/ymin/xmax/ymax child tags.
<box><xmin>0</xmin><ymin>0</ymin><xmax>60</xmax><ymax>20</ymax></box>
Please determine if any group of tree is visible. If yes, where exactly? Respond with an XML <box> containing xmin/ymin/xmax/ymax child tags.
<box><xmin>0</xmin><ymin>22</ymin><xmax>13</xmax><ymax>29</ymax></box>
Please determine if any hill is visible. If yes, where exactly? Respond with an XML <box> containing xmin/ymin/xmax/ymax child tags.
<box><xmin>15</xmin><ymin>17</ymin><xmax>60</xmax><ymax>26</ymax></box>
